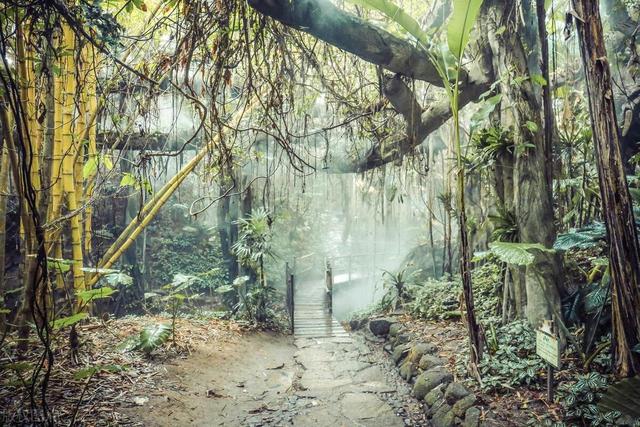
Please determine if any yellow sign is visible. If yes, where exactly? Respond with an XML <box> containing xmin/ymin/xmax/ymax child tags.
<box><xmin>536</xmin><ymin>329</ymin><xmax>560</xmax><ymax>368</ymax></box>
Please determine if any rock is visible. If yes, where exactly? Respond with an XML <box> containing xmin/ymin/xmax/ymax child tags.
<box><xmin>405</xmin><ymin>343</ymin><xmax>437</xmax><ymax>366</ymax></box>
<box><xmin>444</xmin><ymin>382</ymin><xmax>470</xmax><ymax>404</ymax></box>
<box><xmin>425</xmin><ymin>384</ymin><xmax>445</xmax><ymax>407</ymax></box>
<box><xmin>463</xmin><ymin>407</ymin><xmax>481</xmax><ymax>427</ymax></box>
<box><xmin>389</xmin><ymin>323</ymin><xmax>403</xmax><ymax>337</ymax></box>
<box><xmin>369</xmin><ymin>318</ymin><xmax>393</xmax><ymax>336</ymax></box>
<box><xmin>412</xmin><ymin>368</ymin><xmax>453</xmax><ymax>400</ymax></box>
<box><xmin>391</xmin><ymin>333</ymin><xmax>411</xmax><ymax>348</ymax></box>
<box><xmin>349</xmin><ymin>319</ymin><xmax>363</xmax><ymax>331</ymax></box>
<box><xmin>392</xmin><ymin>344</ymin><xmax>411</xmax><ymax>365</ymax></box>
<box><xmin>383</xmin><ymin>343</ymin><xmax>393</xmax><ymax>353</ymax></box>
<box><xmin>432</xmin><ymin>404</ymin><xmax>455</xmax><ymax>427</ymax></box>
<box><xmin>452</xmin><ymin>394</ymin><xmax>476</xmax><ymax>417</ymax></box>
<box><xmin>399</xmin><ymin>360</ymin><xmax>418</xmax><ymax>380</ymax></box>
<box><xmin>419</xmin><ymin>354</ymin><xmax>445</xmax><ymax>370</ymax></box>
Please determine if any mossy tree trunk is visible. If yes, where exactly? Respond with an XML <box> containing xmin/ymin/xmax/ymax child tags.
<box><xmin>573</xmin><ymin>0</ymin><xmax>640</xmax><ymax>377</ymax></box>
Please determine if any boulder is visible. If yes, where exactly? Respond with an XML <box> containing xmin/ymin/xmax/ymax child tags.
<box><xmin>432</xmin><ymin>404</ymin><xmax>455</xmax><ymax>427</ymax></box>
<box><xmin>349</xmin><ymin>319</ymin><xmax>364</xmax><ymax>331</ymax></box>
<box><xmin>463</xmin><ymin>407</ymin><xmax>481</xmax><ymax>427</ymax></box>
<box><xmin>452</xmin><ymin>394</ymin><xmax>476</xmax><ymax>417</ymax></box>
<box><xmin>425</xmin><ymin>383</ymin><xmax>446</xmax><ymax>407</ymax></box>
<box><xmin>419</xmin><ymin>354</ymin><xmax>446</xmax><ymax>370</ymax></box>
<box><xmin>399</xmin><ymin>360</ymin><xmax>418</xmax><ymax>380</ymax></box>
<box><xmin>405</xmin><ymin>343</ymin><xmax>437</xmax><ymax>365</ymax></box>
<box><xmin>391</xmin><ymin>333</ymin><xmax>411</xmax><ymax>348</ymax></box>
<box><xmin>392</xmin><ymin>344</ymin><xmax>411</xmax><ymax>365</ymax></box>
<box><xmin>412</xmin><ymin>368</ymin><xmax>453</xmax><ymax>400</ymax></box>
<box><xmin>444</xmin><ymin>382</ymin><xmax>470</xmax><ymax>404</ymax></box>
<box><xmin>369</xmin><ymin>318</ymin><xmax>393</xmax><ymax>336</ymax></box>
<box><xmin>389</xmin><ymin>323</ymin><xmax>403</xmax><ymax>337</ymax></box>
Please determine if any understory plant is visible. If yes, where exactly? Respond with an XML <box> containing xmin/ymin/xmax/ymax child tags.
<box><xmin>476</xmin><ymin>320</ymin><xmax>545</xmax><ymax>392</ymax></box>
<box><xmin>231</xmin><ymin>208</ymin><xmax>279</xmax><ymax>324</ymax></box>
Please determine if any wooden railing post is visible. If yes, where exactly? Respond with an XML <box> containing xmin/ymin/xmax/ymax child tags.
<box><xmin>325</xmin><ymin>260</ymin><xmax>333</xmax><ymax>315</ymax></box>
<box><xmin>285</xmin><ymin>262</ymin><xmax>294</xmax><ymax>334</ymax></box>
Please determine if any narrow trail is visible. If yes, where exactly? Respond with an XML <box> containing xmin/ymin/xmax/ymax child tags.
<box><xmin>127</xmin><ymin>279</ymin><xmax>409</xmax><ymax>426</ymax></box>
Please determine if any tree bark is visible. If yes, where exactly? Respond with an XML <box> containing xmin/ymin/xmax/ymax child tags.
<box><xmin>573</xmin><ymin>0</ymin><xmax>640</xmax><ymax>377</ymax></box>
<box><xmin>482</xmin><ymin>0</ymin><xmax>562</xmax><ymax>327</ymax></box>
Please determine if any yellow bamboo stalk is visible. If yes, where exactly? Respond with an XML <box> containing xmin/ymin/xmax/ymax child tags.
<box><xmin>59</xmin><ymin>24</ymin><xmax>85</xmax><ymax>291</ymax></box>
<box><xmin>86</xmin><ymin>97</ymin><xmax>260</xmax><ymax>287</ymax></box>
<box><xmin>46</xmin><ymin>31</ymin><xmax>64</xmax><ymax>254</ymax></box>
<box><xmin>83</xmin><ymin>45</ymin><xmax>98</xmax><ymax>254</ymax></box>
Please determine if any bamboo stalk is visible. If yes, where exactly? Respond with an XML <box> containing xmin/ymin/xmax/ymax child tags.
<box><xmin>87</xmin><ymin>97</ymin><xmax>259</xmax><ymax>286</ymax></box>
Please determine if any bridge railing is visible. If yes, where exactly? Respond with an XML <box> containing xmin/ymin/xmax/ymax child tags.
<box><xmin>285</xmin><ymin>262</ymin><xmax>295</xmax><ymax>334</ymax></box>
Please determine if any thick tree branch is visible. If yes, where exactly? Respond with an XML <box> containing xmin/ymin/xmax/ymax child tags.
<box><xmin>250</xmin><ymin>0</ymin><xmax>491</xmax><ymax>172</ymax></box>
<box><xmin>355</xmin><ymin>78</ymin><xmax>489</xmax><ymax>172</ymax></box>
<box><xmin>248</xmin><ymin>0</ymin><xmax>460</xmax><ymax>86</ymax></box>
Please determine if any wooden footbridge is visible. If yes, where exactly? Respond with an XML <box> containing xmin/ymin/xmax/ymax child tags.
<box><xmin>285</xmin><ymin>252</ymin><xmax>401</xmax><ymax>338</ymax></box>
<box><xmin>285</xmin><ymin>261</ymin><xmax>348</xmax><ymax>338</ymax></box>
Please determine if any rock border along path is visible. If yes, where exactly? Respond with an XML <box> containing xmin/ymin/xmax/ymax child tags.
<box><xmin>354</xmin><ymin>317</ymin><xmax>489</xmax><ymax>427</ymax></box>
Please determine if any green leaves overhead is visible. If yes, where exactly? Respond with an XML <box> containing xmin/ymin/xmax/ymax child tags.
<box><xmin>447</xmin><ymin>0</ymin><xmax>484</xmax><ymax>60</ymax></box>
<box><xmin>488</xmin><ymin>241</ymin><xmax>554</xmax><ymax>266</ymax></box>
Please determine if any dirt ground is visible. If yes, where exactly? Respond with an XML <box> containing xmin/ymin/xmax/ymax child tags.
<box><xmin>125</xmin><ymin>331</ymin><xmax>297</xmax><ymax>425</ymax></box>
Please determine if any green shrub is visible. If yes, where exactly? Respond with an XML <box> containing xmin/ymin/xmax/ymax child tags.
<box><xmin>406</xmin><ymin>260</ymin><xmax>501</xmax><ymax>321</ymax></box>
<box><xmin>147</xmin><ymin>221</ymin><xmax>228</xmax><ymax>293</ymax></box>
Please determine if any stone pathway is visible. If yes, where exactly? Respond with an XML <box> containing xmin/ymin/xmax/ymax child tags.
<box><xmin>288</xmin><ymin>335</ymin><xmax>405</xmax><ymax>426</ymax></box>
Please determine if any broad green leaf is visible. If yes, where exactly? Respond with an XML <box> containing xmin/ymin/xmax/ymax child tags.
<box><xmin>470</xmin><ymin>94</ymin><xmax>502</xmax><ymax>130</ymax></box>
<box><xmin>77</xmin><ymin>287</ymin><xmax>117</xmax><ymax>304</ymax></box>
<box><xmin>489</xmin><ymin>241</ymin><xmax>553</xmax><ymax>266</ymax></box>
<box><xmin>102</xmin><ymin>154</ymin><xmax>114</xmax><ymax>170</ymax></box>
<box><xmin>105</xmin><ymin>271</ymin><xmax>133</xmax><ymax>287</ymax></box>
<box><xmin>48</xmin><ymin>258</ymin><xmax>73</xmax><ymax>273</ymax></box>
<box><xmin>447</xmin><ymin>0</ymin><xmax>484</xmax><ymax>60</ymax></box>
<box><xmin>138</xmin><ymin>323</ymin><xmax>172</xmax><ymax>354</ymax></box>
<box><xmin>525</xmin><ymin>121</ymin><xmax>539</xmax><ymax>133</ymax></box>
<box><xmin>120</xmin><ymin>173</ymin><xmax>137</xmax><ymax>187</ymax></box>
<box><xmin>554</xmin><ymin>223</ymin><xmax>606</xmax><ymax>251</ymax></box>
<box><xmin>530</xmin><ymin>73</ymin><xmax>547</xmax><ymax>87</ymax></box>
<box><xmin>83</xmin><ymin>157</ymin><xmax>98</xmax><ymax>179</ymax></box>
<box><xmin>52</xmin><ymin>312</ymin><xmax>89</xmax><ymax>329</ymax></box>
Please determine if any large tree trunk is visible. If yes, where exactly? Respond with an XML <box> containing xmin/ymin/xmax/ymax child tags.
<box><xmin>482</xmin><ymin>0</ymin><xmax>562</xmax><ymax>327</ymax></box>
<box><xmin>573</xmin><ymin>0</ymin><xmax>640</xmax><ymax>377</ymax></box>
<box><xmin>0</xmin><ymin>128</ymin><xmax>8</xmax><ymax>331</ymax></box>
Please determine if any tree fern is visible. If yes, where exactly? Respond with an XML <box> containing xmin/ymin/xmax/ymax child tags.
<box><xmin>554</xmin><ymin>222</ymin><xmax>606</xmax><ymax>251</ymax></box>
